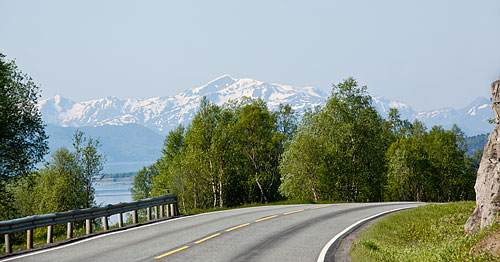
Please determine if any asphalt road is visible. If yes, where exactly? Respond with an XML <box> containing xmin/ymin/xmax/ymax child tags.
<box><xmin>3</xmin><ymin>202</ymin><xmax>423</xmax><ymax>262</ymax></box>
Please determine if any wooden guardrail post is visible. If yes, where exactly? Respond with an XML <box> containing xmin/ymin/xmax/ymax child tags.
<box><xmin>4</xmin><ymin>234</ymin><xmax>11</xmax><ymax>253</ymax></box>
<box><xmin>102</xmin><ymin>216</ymin><xmax>109</xmax><ymax>231</ymax></box>
<box><xmin>118</xmin><ymin>213</ymin><xmax>123</xmax><ymax>227</ymax></box>
<box><xmin>159</xmin><ymin>205</ymin><xmax>164</xmax><ymax>218</ymax></box>
<box><xmin>86</xmin><ymin>219</ymin><xmax>92</xmax><ymax>234</ymax></box>
<box><xmin>27</xmin><ymin>229</ymin><xmax>33</xmax><ymax>249</ymax></box>
<box><xmin>47</xmin><ymin>225</ymin><xmax>53</xmax><ymax>243</ymax></box>
<box><xmin>147</xmin><ymin>207</ymin><xmax>152</xmax><ymax>221</ymax></box>
<box><xmin>154</xmin><ymin>206</ymin><xmax>158</xmax><ymax>220</ymax></box>
<box><xmin>67</xmin><ymin>222</ymin><xmax>73</xmax><ymax>239</ymax></box>
<box><xmin>132</xmin><ymin>210</ymin><xmax>138</xmax><ymax>224</ymax></box>
<box><xmin>169</xmin><ymin>203</ymin><xmax>175</xmax><ymax>216</ymax></box>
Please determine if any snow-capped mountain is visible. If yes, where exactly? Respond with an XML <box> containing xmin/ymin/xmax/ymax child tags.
<box><xmin>372</xmin><ymin>96</ymin><xmax>417</xmax><ymax>120</ymax></box>
<box><xmin>415</xmin><ymin>97</ymin><xmax>493</xmax><ymax>135</ymax></box>
<box><xmin>39</xmin><ymin>75</ymin><xmax>494</xmax><ymax>136</ymax></box>
<box><xmin>39</xmin><ymin>75</ymin><xmax>327</xmax><ymax>134</ymax></box>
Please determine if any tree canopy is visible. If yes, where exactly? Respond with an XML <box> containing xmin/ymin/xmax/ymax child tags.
<box><xmin>0</xmin><ymin>53</ymin><xmax>48</xmax><ymax>181</ymax></box>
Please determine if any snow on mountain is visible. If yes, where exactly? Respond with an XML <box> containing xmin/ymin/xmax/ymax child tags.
<box><xmin>38</xmin><ymin>75</ymin><xmax>494</xmax><ymax>136</ymax></box>
<box><xmin>38</xmin><ymin>75</ymin><xmax>327</xmax><ymax>134</ymax></box>
<box><xmin>372</xmin><ymin>96</ymin><xmax>416</xmax><ymax>120</ymax></box>
<box><xmin>414</xmin><ymin>96</ymin><xmax>493</xmax><ymax>135</ymax></box>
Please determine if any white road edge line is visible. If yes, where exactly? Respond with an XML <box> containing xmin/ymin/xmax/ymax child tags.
<box><xmin>316</xmin><ymin>206</ymin><xmax>414</xmax><ymax>262</ymax></box>
<box><xmin>0</xmin><ymin>204</ymin><xmax>305</xmax><ymax>262</ymax></box>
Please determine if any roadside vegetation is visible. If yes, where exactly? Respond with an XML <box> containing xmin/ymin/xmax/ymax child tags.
<box><xmin>351</xmin><ymin>202</ymin><xmax>500</xmax><ymax>261</ymax></box>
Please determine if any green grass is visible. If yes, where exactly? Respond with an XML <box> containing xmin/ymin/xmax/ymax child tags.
<box><xmin>351</xmin><ymin>202</ymin><xmax>500</xmax><ymax>262</ymax></box>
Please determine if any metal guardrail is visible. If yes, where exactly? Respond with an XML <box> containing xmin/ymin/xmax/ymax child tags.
<box><xmin>1</xmin><ymin>194</ymin><xmax>179</xmax><ymax>254</ymax></box>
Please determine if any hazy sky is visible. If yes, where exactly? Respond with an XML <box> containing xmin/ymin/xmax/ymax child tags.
<box><xmin>1</xmin><ymin>0</ymin><xmax>499</xmax><ymax>111</ymax></box>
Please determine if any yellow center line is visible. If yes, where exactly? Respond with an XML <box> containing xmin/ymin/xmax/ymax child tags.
<box><xmin>284</xmin><ymin>209</ymin><xmax>304</xmax><ymax>215</ymax></box>
<box><xmin>255</xmin><ymin>215</ymin><xmax>278</xmax><ymax>222</ymax></box>
<box><xmin>225</xmin><ymin>223</ymin><xmax>251</xmax><ymax>232</ymax></box>
<box><xmin>155</xmin><ymin>246</ymin><xmax>189</xmax><ymax>259</ymax></box>
<box><xmin>194</xmin><ymin>233</ymin><xmax>221</xmax><ymax>244</ymax></box>
<box><xmin>311</xmin><ymin>206</ymin><xmax>329</xmax><ymax>210</ymax></box>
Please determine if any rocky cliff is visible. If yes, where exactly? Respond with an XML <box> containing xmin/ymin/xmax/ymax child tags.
<box><xmin>465</xmin><ymin>79</ymin><xmax>500</xmax><ymax>234</ymax></box>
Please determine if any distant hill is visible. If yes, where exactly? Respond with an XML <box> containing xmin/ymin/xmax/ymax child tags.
<box><xmin>465</xmin><ymin>133</ymin><xmax>489</xmax><ymax>156</ymax></box>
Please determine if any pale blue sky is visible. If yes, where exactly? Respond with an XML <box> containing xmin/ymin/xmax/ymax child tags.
<box><xmin>1</xmin><ymin>0</ymin><xmax>499</xmax><ymax>110</ymax></box>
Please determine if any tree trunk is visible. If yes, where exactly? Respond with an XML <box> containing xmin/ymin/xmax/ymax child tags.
<box><xmin>255</xmin><ymin>177</ymin><xmax>267</xmax><ymax>203</ymax></box>
<box><xmin>219</xmin><ymin>167</ymin><xmax>223</xmax><ymax>207</ymax></box>
<box><xmin>181</xmin><ymin>183</ymin><xmax>186</xmax><ymax>213</ymax></box>
<box><xmin>311</xmin><ymin>185</ymin><xmax>319</xmax><ymax>202</ymax></box>
<box><xmin>193</xmin><ymin>181</ymin><xmax>198</xmax><ymax>209</ymax></box>
<box><xmin>210</xmin><ymin>159</ymin><xmax>217</xmax><ymax>208</ymax></box>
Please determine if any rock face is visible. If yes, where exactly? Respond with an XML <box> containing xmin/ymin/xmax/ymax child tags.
<box><xmin>465</xmin><ymin>79</ymin><xmax>500</xmax><ymax>234</ymax></box>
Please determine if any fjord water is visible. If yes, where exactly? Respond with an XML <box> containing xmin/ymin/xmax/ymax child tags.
<box><xmin>94</xmin><ymin>179</ymin><xmax>133</xmax><ymax>206</ymax></box>
<box><xmin>94</xmin><ymin>179</ymin><xmax>133</xmax><ymax>224</ymax></box>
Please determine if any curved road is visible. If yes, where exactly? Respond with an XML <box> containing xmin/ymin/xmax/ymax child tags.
<box><xmin>3</xmin><ymin>202</ymin><xmax>422</xmax><ymax>262</ymax></box>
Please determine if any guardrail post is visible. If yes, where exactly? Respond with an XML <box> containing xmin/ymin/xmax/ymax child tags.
<box><xmin>169</xmin><ymin>203</ymin><xmax>175</xmax><ymax>216</ymax></box>
<box><xmin>102</xmin><ymin>216</ymin><xmax>109</xmax><ymax>231</ymax></box>
<box><xmin>118</xmin><ymin>213</ymin><xmax>123</xmax><ymax>227</ymax></box>
<box><xmin>47</xmin><ymin>225</ymin><xmax>53</xmax><ymax>243</ymax></box>
<box><xmin>166</xmin><ymin>204</ymin><xmax>170</xmax><ymax>217</ymax></box>
<box><xmin>132</xmin><ymin>210</ymin><xmax>138</xmax><ymax>224</ymax></box>
<box><xmin>154</xmin><ymin>206</ymin><xmax>159</xmax><ymax>219</ymax></box>
<box><xmin>67</xmin><ymin>222</ymin><xmax>73</xmax><ymax>239</ymax></box>
<box><xmin>27</xmin><ymin>229</ymin><xmax>33</xmax><ymax>249</ymax></box>
<box><xmin>147</xmin><ymin>207</ymin><xmax>152</xmax><ymax>221</ymax></box>
<box><xmin>159</xmin><ymin>205</ymin><xmax>164</xmax><ymax>218</ymax></box>
<box><xmin>86</xmin><ymin>219</ymin><xmax>92</xmax><ymax>234</ymax></box>
<box><xmin>5</xmin><ymin>234</ymin><xmax>11</xmax><ymax>253</ymax></box>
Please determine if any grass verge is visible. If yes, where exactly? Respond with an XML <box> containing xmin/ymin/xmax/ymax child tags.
<box><xmin>350</xmin><ymin>202</ymin><xmax>500</xmax><ymax>262</ymax></box>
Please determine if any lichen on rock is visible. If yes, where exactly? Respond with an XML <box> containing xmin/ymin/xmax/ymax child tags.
<box><xmin>464</xmin><ymin>79</ymin><xmax>500</xmax><ymax>234</ymax></box>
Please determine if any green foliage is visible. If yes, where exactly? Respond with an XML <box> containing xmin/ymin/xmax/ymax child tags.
<box><xmin>351</xmin><ymin>202</ymin><xmax>499</xmax><ymax>261</ymax></box>
<box><xmin>385</xmin><ymin>124</ymin><xmax>476</xmax><ymax>202</ymax></box>
<box><xmin>131</xmin><ymin>165</ymin><xmax>158</xmax><ymax>200</ymax></box>
<box><xmin>0</xmin><ymin>53</ymin><xmax>48</xmax><ymax>181</ymax></box>
<box><xmin>72</xmin><ymin>130</ymin><xmax>106</xmax><ymax>208</ymax></box>
<box><xmin>280</xmin><ymin>78</ymin><xmax>389</xmax><ymax>202</ymax></box>
<box><xmin>8</xmin><ymin>130</ymin><xmax>105</xmax><ymax>217</ymax></box>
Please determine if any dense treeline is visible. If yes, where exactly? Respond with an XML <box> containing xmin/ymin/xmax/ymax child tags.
<box><xmin>134</xmin><ymin>78</ymin><xmax>480</xmax><ymax>212</ymax></box>
<box><xmin>134</xmin><ymin>97</ymin><xmax>295</xmax><ymax>211</ymax></box>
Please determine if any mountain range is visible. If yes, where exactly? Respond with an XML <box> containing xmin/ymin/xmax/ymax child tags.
<box><xmin>38</xmin><ymin>75</ymin><xmax>493</xmax><ymax>173</ymax></box>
